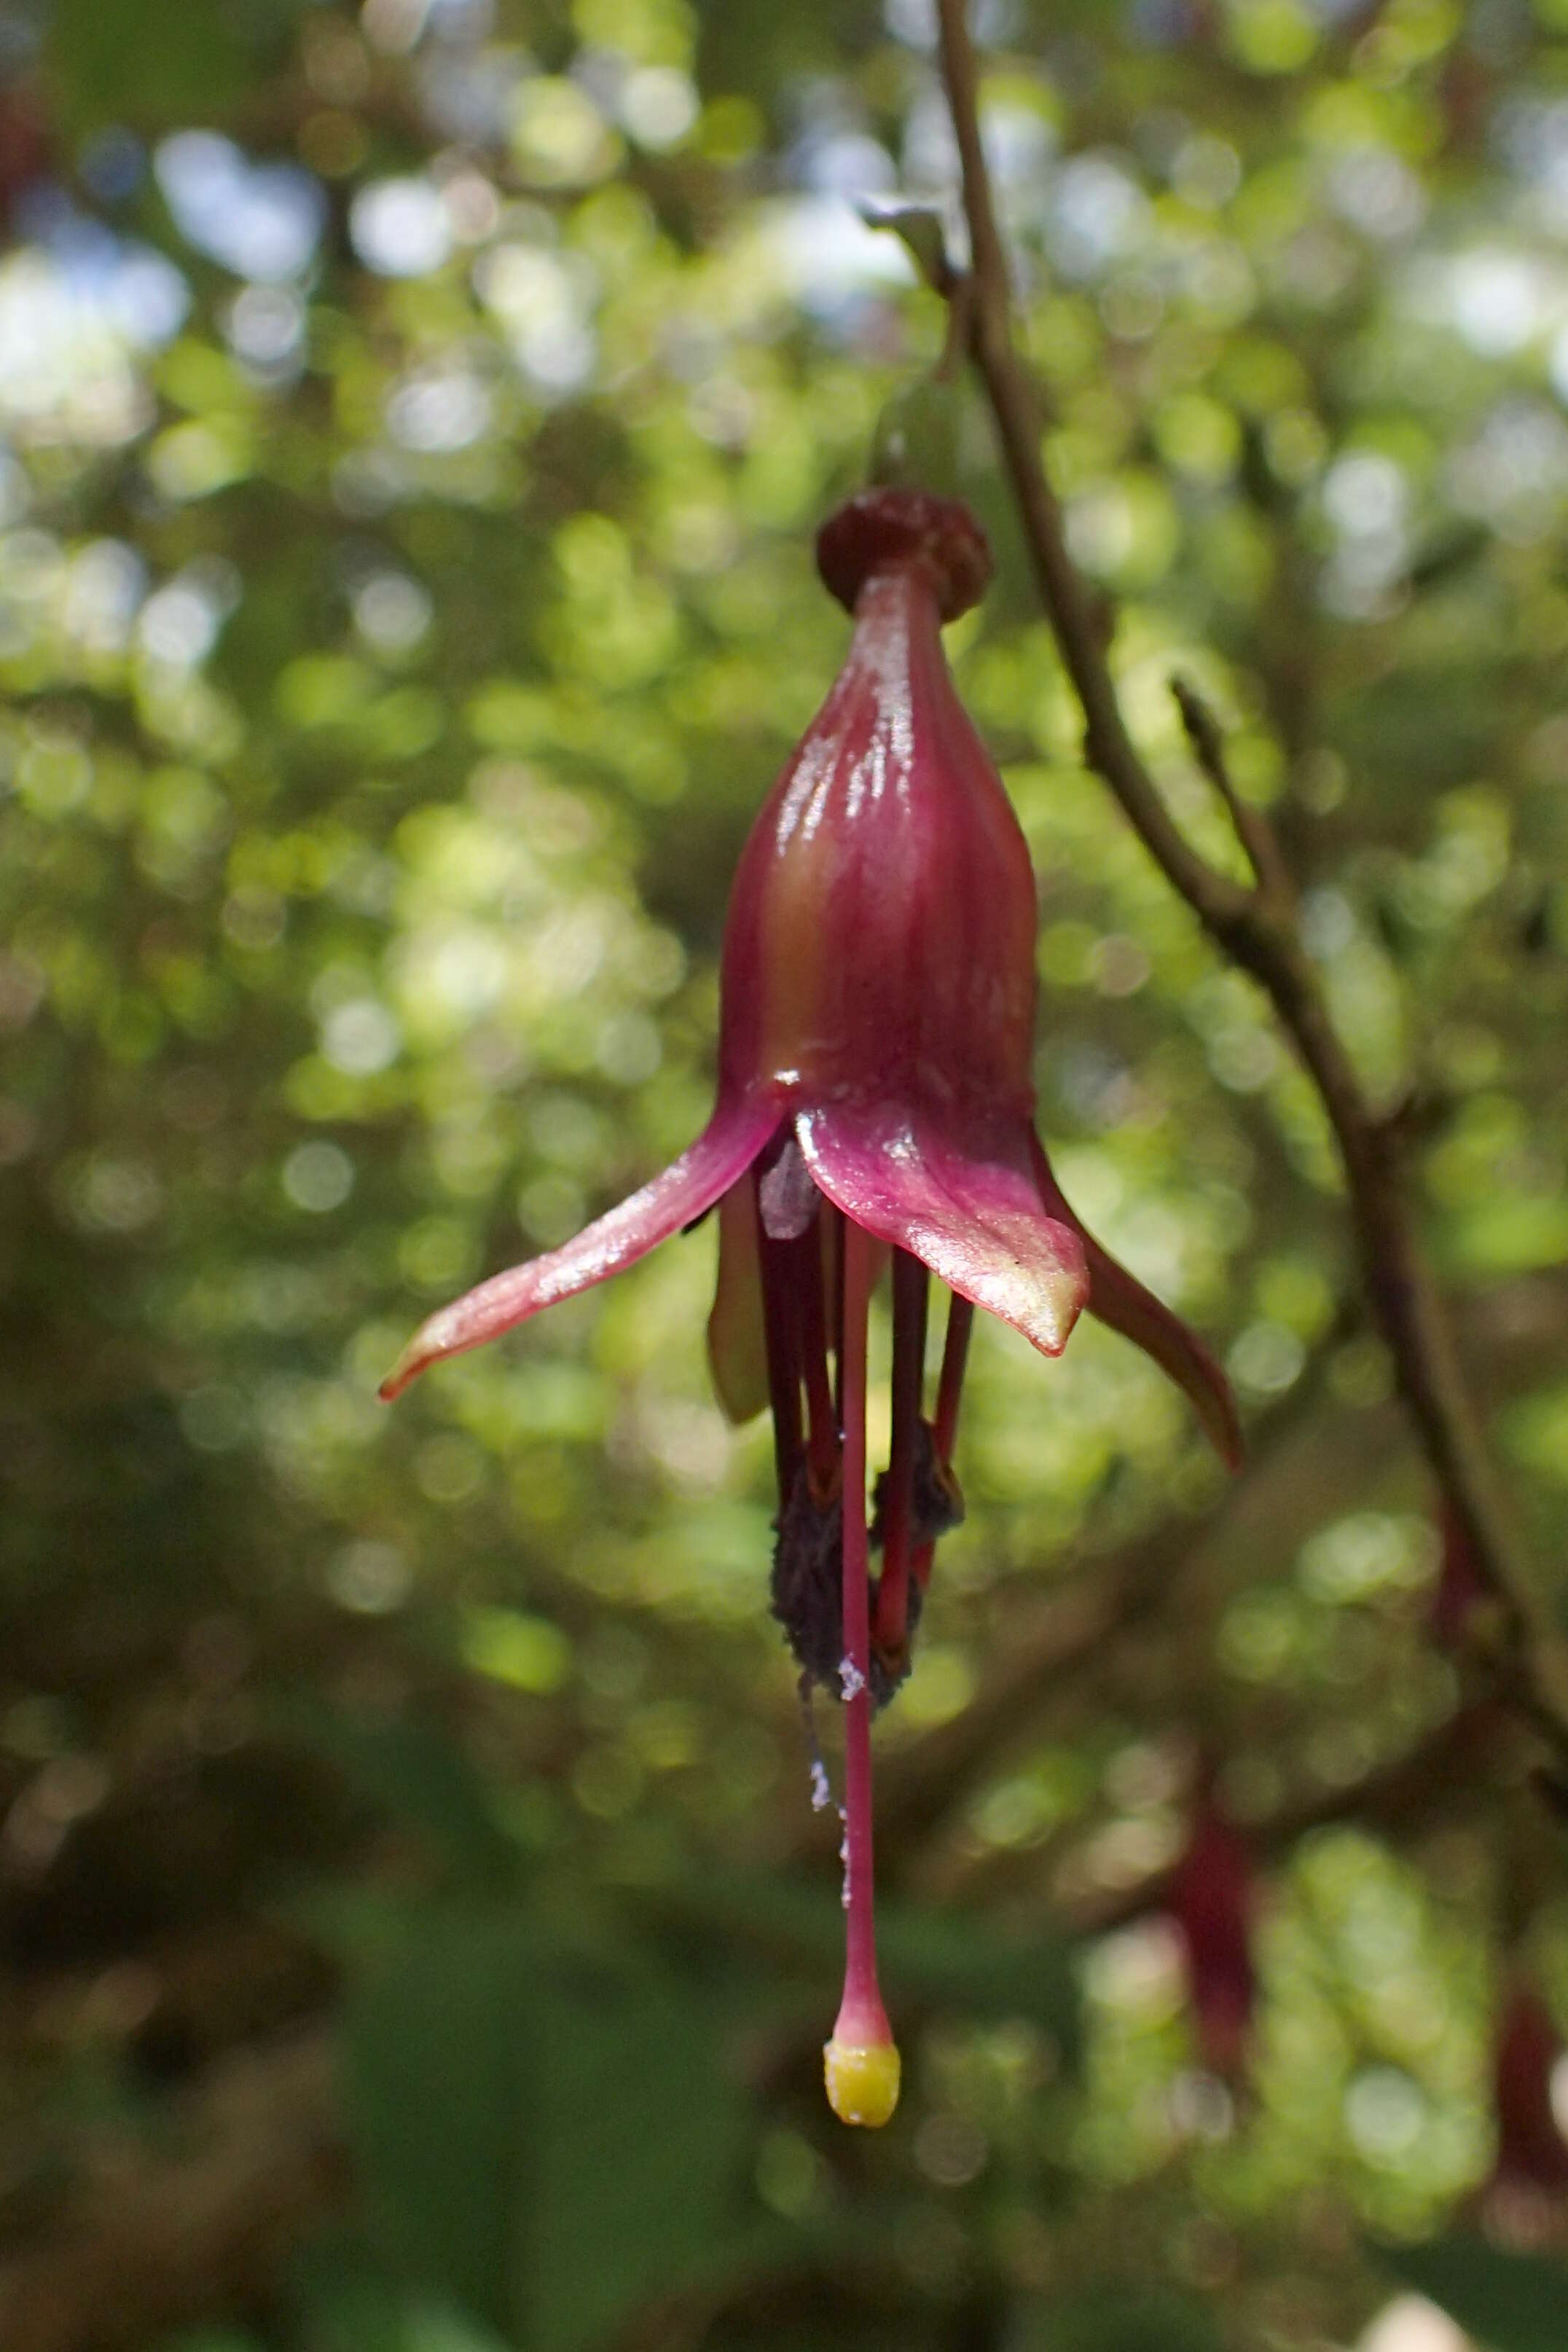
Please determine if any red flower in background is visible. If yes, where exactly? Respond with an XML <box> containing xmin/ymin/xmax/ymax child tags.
<box><xmin>0</xmin><ymin>81</ymin><xmax>50</xmax><ymax>228</ymax></box>
<box><xmin>1168</xmin><ymin>1798</ymin><xmax>1256</xmax><ymax>2079</ymax></box>
<box><xmin>383</xmin><ymin>487</ymin><xmax>1239</xmax><ymax>2125</ymax></box>
<box><xmin>1491</xmin><ymin>1984</ymin><xmax>1568</xmax><ymax>2199</ymax></box>
<box><xmin>1430</xmin><ymin>1500</ymin><xmax>1491</xmax><ymax>1654</ymax></box>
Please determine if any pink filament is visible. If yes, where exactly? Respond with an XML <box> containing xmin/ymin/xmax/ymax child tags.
<box><xmin>833</xmin><ymin>1222</ymin><xmax>892</xmax><ymax>2050</ymax></box>
<box><xmin>912</xmin><ymin>1290</ymin><xmax>973</xmax><ymax>1596</ymax></box>
<box><xmin>871</xmin><ymin>1250</ymin><xmax>928</xmax><ymax>1660</ymax></box>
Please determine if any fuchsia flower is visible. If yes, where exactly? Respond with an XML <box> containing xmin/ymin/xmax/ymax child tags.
<box><xmin>382</xmin><ymin>487</ymin><xmax>1239</xmax><ymax>2127</ymax></box>
<box><xmin>1430</xmin><ymin>1500</ymin><xmax>1491</xmax><ymax>1653</ymax></box>
<box><xmin>1490</xmin><ymin>1984</ymin><xmax>1568</xmax><ymax>2200</ymax></box>
<box><xmin>1167</xmin><ymin>1798</ymin><xmax>1256</xmax><ymax>2080</ymax></box>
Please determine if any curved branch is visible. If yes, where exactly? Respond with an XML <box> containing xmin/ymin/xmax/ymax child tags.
<box><xmin>934</xmin><ymin>0</ymin><xmax>1568</xmax><ymax>1766</ymax></box>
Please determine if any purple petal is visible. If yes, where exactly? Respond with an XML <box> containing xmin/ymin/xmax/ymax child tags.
<box><xmin>1030</xmin><ymin>1135</ymin><xmax>1242</xmax><ymax>1469</ymax></box>
<box><xmin>381</xmin><ymin>1093</ymin><xmax>783</xmax><ymax>1400</ymax></box>
<box><xmin>796</xmin><ymin>1102</ymin><xmax>1089</xmax><ymax>1357</ymax></box>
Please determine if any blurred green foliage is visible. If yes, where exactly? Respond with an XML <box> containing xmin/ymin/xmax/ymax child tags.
<box><xmin>3</xmin><ymin>0</ymin><xmax>1568</xmax><ymax>2345</ymax></box>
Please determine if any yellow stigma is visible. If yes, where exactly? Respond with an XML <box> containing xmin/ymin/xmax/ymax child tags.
<box><xmin>823</xmin><ymin>2036</ymin><xmax>901</xmax><ymax>2128</ymax></box>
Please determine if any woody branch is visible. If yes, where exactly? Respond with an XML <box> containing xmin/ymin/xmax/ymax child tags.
<box><xmin>933</xmin><ymin>0</ymin><xmax>1568</xmax><ymax>1767</ymax></box>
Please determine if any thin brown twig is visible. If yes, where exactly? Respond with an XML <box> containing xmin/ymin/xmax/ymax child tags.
<box><xmin>933</xmin><ymin>0</ymin><xmax>1568</xmax><ymax>1765</ymax></box>
<box><xmin>1169</xmin><ymin>673</ymin><xmax>1295</xmax><ymax>907</ymax></box>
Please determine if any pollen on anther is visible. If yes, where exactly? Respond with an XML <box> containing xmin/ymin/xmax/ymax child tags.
<box><xmin>824</xmin><ymin>2037</ymin><xmax>901</xmax><ymax>2128</ymax></box>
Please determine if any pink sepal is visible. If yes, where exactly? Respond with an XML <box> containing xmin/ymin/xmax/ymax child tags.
<box><xmin>381</xmin><ymin>1091</ymin><xmax>783</xmax><ymax>1400</ymax></box>
<box><xmin>796</xmin><ymin>1100</ymin><xmax>1089</xmax><ymax>1360</ymax></box>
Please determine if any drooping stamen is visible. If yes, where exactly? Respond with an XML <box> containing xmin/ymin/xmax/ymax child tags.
<box><xmin>933</xmin><ymin>1293</ymin><xmax>973</xmax><ymax>1461</ymax></box>
<box><xmin>823</xmin><ymin>1220</ymin><xmax>900</xmax><ymax>2130</ymax></box>
<box><xmin>770</xmin><ymin>1471</ymin><xmax>846</xmax><ymax>1692</ymax></box>
<box><xmin>912</xmin><ymin>1292</ymin><xmax>973</xmax><ymax>1596</ymax></box>
<box><xmin>829</xmin><ymin>1210</ymin><xmax>845</xmax><ymax>1425</ymax></box>
<box><xmin>871</xmin><ymin>1250</ymin><xmax>928</xmax><ymax>1670</ymax></box>
<box><xmin>793</xmin><ymin>1213</ymin><xmax>840</xmax><ymax>1495</ymax></box>
<box><xmin>767</xmin><ymin>1196</ymin><xmax>851</xmax><ymax>1692</ymax></box>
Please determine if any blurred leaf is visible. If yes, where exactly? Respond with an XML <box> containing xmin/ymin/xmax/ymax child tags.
<box><xmin>869</xmin><ymin>376</ymin><xmax>966</xmax><ymax>499</ymax></box>
<box><xmin>1450</xmin><ymin>1196</ymin><xmax>1568</xmax><ymax>1279</ymax></box>
<box><xmin>1371</xmin><ymin>2234</ymin><xmax>1568</xmax><ymax>2352</ymax></box>
<box><xmin>877</xmin><ymin>1900</ymin><xmax>1081</xmax><ymax>2058</ymax></box>
<box><xmin>1009</xmin><ymin>2289</ymin><xmax>1221</xmax><ymax>2352</ymax></box>
<box><xmin>345</xmin><ymin>1910</ymin><xmax>535</xmax><ymax>2338</ymax></box>
<box><xmin>46</xmin><ymin>0</ymin><xmax>308</xmax><ymax>132</ymax></box>
<box><xmin>858</xmin><ymin>202</ymin><xmax>951</xmax><ymax>291</ymax></box>
<box><xmin>289</xmin><ymin>1700</ymin><xmax>522</xmax><ymax>1897</ymax></box>
<box><xmin>460</xmin><ymin>1607</ymin><xmax>573</xmax><ymax>1696</ymax></box>
<box><xmin>344</xmin><ymin>1908</ymin><xmax>753</xmax><ymax>2351</ymax></box>
<box><xmin>287</xmin><ymin>2242</ymin><xmax>518</xmax><ymax>2352</ymax></box>
<box><xmin>525</xmin><ymin>1947</ymin><xmax>751</xmax><ymax>2352</ymax></box>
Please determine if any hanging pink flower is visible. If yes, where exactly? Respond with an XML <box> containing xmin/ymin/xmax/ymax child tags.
<box><xmin>1430</xmin><ymin>1500</ymin><xmax>1489</xmax><ymax>1653</ymax></box>
<box><xmin>1491</xmin><ymin>1984</ymin><xmax>1568</xmax><ymax>2198</ymax></box>
<box><xmin>1168</xmin><ymin>1799</ymin><xmax>1256</xmax><ymax>2079</ymax></box>
<box><xmin>382</xmin><ymin>487</ymin><xmax>1239</xmax><ymax>2125</ymax></box>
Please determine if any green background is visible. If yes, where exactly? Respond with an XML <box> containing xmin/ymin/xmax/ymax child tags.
<box><xmin>3</xmin><ymin>0</ymin><xmax>1568</xmax><ymax>2343</ymax></box>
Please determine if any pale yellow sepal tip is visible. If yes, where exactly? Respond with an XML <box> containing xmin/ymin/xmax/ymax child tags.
<box><xmin>823</xmin><ymin>2037</ymin><xmax>901</xmax><ymax>2128</ymax></box>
